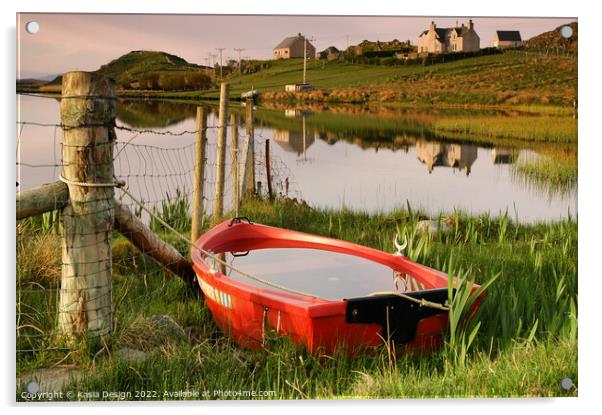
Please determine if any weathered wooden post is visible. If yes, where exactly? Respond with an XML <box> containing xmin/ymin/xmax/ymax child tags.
<box><xmin>230</xmin><ymin>113</ymin><xmax>239</xmax><ymax>216</ymax></box>
<box><xmin>191</xmin><ymin>106</ymin><xmax>207</xmax><ymax>246</ymax></box>
<box><xmin>58</xmin><ymin>71</ymin><xmax>116</xmax><ymax>343</ymax></box>
<box><xmin>256</xmin><ymin>181</ymin><xmax>262</xmax><ymax>197</ymax></box>
<box><xmin>16</xmin><ymin>182</ymin><xmax>69</xmax><ymax>220</ymax></box>
<box><xmin>265</xmin><ymin>139</ymin><xmax>273</xmax><ymax>198</ymax></box>
<box><xmin>212</xmin><ymin>83</ymin><xmax>229</xmax><ymax>224</ymax></box>
<box><xmin>240</xmin><ymin>98</ymin><xmax>255</xmax><ymax>197</ymax></box>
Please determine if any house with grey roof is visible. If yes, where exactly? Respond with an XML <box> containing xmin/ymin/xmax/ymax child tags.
<box><xmin>493</xmin><ymin>31</ymin><xmax>523</xmax><ymax>49</ymax></box>
<box><xmin>317</xmin><ymin>46</ymin><xmax>340</xmax><ymax>60</ymax></box>
<box><xmin>417</xmin><ymin>20</ymin><xmax>480</xmax><ymax>54</ymax></box>
<box><xmin>273</xmin><ymin>33</ymin><xmax>316</xmax><ymax>60</ymax></box>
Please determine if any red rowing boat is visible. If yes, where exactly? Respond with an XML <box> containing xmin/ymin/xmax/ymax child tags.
<box><xmin>192</xmin><ymin>218</ymin><xmax>480</xmax><ymax>355</ymax></box>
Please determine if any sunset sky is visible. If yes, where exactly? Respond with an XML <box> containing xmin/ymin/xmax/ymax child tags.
<box><xmin>17</xmin><ymin>13</ymin><xmax>576</xmax><ymax>79</ymax></box>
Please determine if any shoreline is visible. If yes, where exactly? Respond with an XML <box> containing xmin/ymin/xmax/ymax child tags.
<box><xmin>17</xmin><ymin>88</ymin><xmax>574</xmax><ymax>116</ymax></box>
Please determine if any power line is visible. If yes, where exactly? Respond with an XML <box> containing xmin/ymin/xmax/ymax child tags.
<box><xmin>215</xmin><ymin>48</ymin><xmax>226</xmax><ymax>81</ymax></box>
<box><xmin>234</xmin><ymin>48</ymin><xmax>245</xmax><ymax>75</ymax></box>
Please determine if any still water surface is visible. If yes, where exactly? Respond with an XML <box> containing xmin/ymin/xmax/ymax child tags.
<box><xmin>225</xmin><ymin>248</ymin><xmax>399</xmax><ymax>300</ymax></box>
<box><xmin>17</xmin><ymin>95</ymin><xmax>577</xmax><ymax>223</ymax></box>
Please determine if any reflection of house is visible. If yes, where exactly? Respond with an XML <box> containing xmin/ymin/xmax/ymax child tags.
<box><xmin>284</xmin><ymin>109</ymin><xmax>313</xmax><ymax>118</ymax></box>
<box><xmin>273</xmin><ymin>129</ymin><xmax>316</xmax><ymax>156</ymax></box>
<box><xmin>416</xmin><ymin>140</ymin><xmax>478</xmax><ymax>175</ymax></box>
<box><xmin>418</xmin><ymin>20</ymin><xmax>480</xmax><ymax>53</ymax></box>
<box><xmin>491</xmin><ymin>148</ymin><xmax>518</xmax><ymax>164</ymax></box>
<box><xmin>493</xmin><ymin>31</ymin><xmax>523</xmax><ymax>49</ymax></box>
<box><xmin>274</xmin><ymin>33</ymin><xmax>316</xmax><ymax>60</ymax></box>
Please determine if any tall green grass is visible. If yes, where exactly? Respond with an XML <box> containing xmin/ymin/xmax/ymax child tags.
<box><xmin>149</xmin><ymin>188</ymin><xmax>192</xmax><ymax>234</ymax></box>
<box><xmin>16</xmin><ymin>197</ymin><xmax>577</xmax><ymax>399</ymax></box>
<box><xmin>432</xmin><ymin>115</ymin><xmax>577</xmax><ymax>143</ymax></box>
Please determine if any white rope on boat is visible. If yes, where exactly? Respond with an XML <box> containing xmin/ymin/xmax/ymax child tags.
<box><xmin>117</xmin><ymin>185</ymin><xmax>325</xmax><ymax>299</ymax></box>
<box><xmin>55</xmin><ymin>176</ymin><xmax>453</xmax><ymax>311</ymax></box>
<box><xmin>368</xmin><ymin>291</ymin><xmax>450</xmax><ymax>311</ymax></box>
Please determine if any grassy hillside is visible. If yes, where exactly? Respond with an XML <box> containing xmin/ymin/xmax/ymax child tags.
<box><xmin>525</xmin><ymin>22</ymin><xmax>577</xmax><ymax>52</ymax></box>
<box><xmin>143</xmin><ymin>50</ymin><xmax>576</xmax><ymax>108</ymax></box>
<box><xmin>37</xmin><ymin>51</ymin><xmax>213</xmax><ymax>92</ymax></box>
<box><xmin>23</xmin><ymin>48</ymin><xmax>577</xmax><ymax>109</ymax></box>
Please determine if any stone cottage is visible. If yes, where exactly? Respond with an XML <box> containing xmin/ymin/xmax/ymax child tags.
<box><xmin>273</xmin><ymin>33</ymin><xmax>316</xmax><ymax>60</ymax></box>
<box><xmin>417</xmin><ymin>20</ymin><xmax>480</xmax><ymax>53</ymax></box>
<box><xmin>493</xmin><ymin>31</ymin><xmax>523</xmax><ymax>49</ymax></box>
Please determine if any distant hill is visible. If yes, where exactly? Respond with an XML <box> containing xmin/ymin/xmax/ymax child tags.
<box><xmin>35</xmin><ymin>51</ymin><xmax>215</xmax><ymax>91</ymax></box>
<box><xmin>525</xmin><ymin>22</ymin><xmax>577</xmax><ymax>51</ymax></box>
<box><xmin>16</xmin><ymin>78</ymin><xmax>47</xmax><ymax>85</ymax></box>
<box><xmin>17</xmin><ymin>73</ymin><xmax>58</xmax><ymax>83</ymax></box>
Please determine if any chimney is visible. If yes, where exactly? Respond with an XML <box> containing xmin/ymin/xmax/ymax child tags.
<box><xmin>430</xmin><ymin>21</ymin><xmax>436</xmax><ymax>30</ymax></box>
<box><xmin>468</xmin><ymin>19</ymin><xmax>474</xmax><ymax>30</ymax></box>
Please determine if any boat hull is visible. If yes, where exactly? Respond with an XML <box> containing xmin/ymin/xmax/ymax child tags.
<box><xmin>192</xmin><ymin>219</ymin><xmax>477</xmax><ymax>355</ymax></box>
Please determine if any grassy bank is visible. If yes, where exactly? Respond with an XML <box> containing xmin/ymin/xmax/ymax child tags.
<box><xmin>17</xmin><ymin>196</ymin><xmax>577</xmax><ymax>399</ymax></box>
<box><xmin>250</xmin><ymin>105</ymin><xmax>578</xmax><ymax>145</ymax></box>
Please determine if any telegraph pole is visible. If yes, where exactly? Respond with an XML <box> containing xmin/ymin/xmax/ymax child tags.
<box><xmin>303</xmin><ymin>36</ymin><xmax>307</xmax><ymax>84</ymax></box>
<box><xmin>215</xmin><ymin>48</ymin><xmax>226</xmax><ymax>80</ymax></box>
<box><xmin>303</xmin><ymin>35</ymin><xmax>315</xmax><ymax>85</ymax></box>
<box><xmin>234</xmin><ymin>48</ymin><xmax>245</xmax><ymax>75</ymax></box>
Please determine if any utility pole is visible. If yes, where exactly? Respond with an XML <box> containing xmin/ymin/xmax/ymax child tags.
<box><xmin>215</xmin><ymin>48</ymin><xmax>226</xmax><ymax>80</ymax></box>
<box><xmin>303</xmin><ymin>35</ymin><xmax>315</xmax><ymax>85</ymax></box>
<box><xmin>234</xmin><ymin>48</ymin><xmax>245</xmax><ymax>75</ymax></box>
<box><xmin>209</xmin><ymin>53</ymin><xmax>218</xmax><ymax>80</ymax></box>
<box><xmin>209</xmin><ymin>53</ymin><xmax>218</xmax><ymax>68</ymax></box>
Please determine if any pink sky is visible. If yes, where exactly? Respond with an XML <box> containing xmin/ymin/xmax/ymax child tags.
<box><xmin>17</xmin><ymin>13</ymin><xmax>576</xmax><ymax>79</ymax></box>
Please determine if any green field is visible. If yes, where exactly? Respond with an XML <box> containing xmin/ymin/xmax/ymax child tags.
<box><xmin>158</xmin><ymin>51</ymin><xmax>577</xmax><ymax>108</ymax></box>
<box><xmin>26</xmin><ymin>50</ymin><xmax>577</xmax><ymax>109</ymax></box>
<box><xmin>17</xmin><ymin>196</ymin><xmax>577</xmax><ymax>399</ymax></box>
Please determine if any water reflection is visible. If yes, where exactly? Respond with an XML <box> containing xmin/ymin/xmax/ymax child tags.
<box><xmin>17</xmin><ymin>95</ymin><xmax>577</xmax><ymax>223</ymax></box>
<box><xmin>117</xmin><ymin>100</ymin><xmax>198</xmax><ymax>128</ymax></box>
<box><xmin>272</xmin><ymin>115</ymin><xmax>316</xmax><ymax>158</ymax></box>
<box><xmin>491</xmin><ymin>148</ymin><xmax>518</xmax><ymax>165</ymax></box>
<box><xmin>225</xmin><ymin>248</ymin><xmax>400</xmax><ymax>300</ymax></box>
<box><xmin>415</xmin><ymin>140</ymin><xmax>478</xmax><ymax>176</ymax></box>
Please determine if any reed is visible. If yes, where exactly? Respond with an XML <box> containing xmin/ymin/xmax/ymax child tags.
<box><xmin>149</xmin><ymin>188</ymin><xmax>192</xmax><ymax>234</ymax></box>
<box><xmin>432</xmin><ymin>115</ymin><xmax>577</xmax><ymax>143</ymax></box>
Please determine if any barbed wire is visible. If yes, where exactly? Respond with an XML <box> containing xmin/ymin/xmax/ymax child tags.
<box><xmin>16</xmin><ymin>120</ymin><xmax>236</xmax><ymax>135</ymax></box>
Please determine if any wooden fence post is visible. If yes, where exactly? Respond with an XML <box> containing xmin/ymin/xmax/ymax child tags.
<box><xmin>58</xmin><ymin>71</ymin><xmax>116</xmax><ymax>343</ymax></box>
<box><xmin>242</xmin><ymin>98</ymin><xmax>255</xmax><ymax>196</ymax></box>
<box><xmin>265</xmin><ymin>139</ymin><xmax>273</xmax><ymax>198</ymax></box>
<box><xmin>212</xmin><ymin>83</ymin><xmax>229</xmax><ymax>224</ymax></box>
<box><xmin>230</xmin><ymin>113</ymin><xmax>239</xmax><ymax>216</ymax></box>
<box><xmin>191</xmin><ymin>106</ymin><xmax>207</xmax><ymax>245</ymax></box>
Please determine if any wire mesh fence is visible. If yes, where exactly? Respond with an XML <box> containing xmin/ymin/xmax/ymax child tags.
<box><xmin>16</xmin><ymin>98</ymin><xmax>300</xmax><ymax>364</ymax></box>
